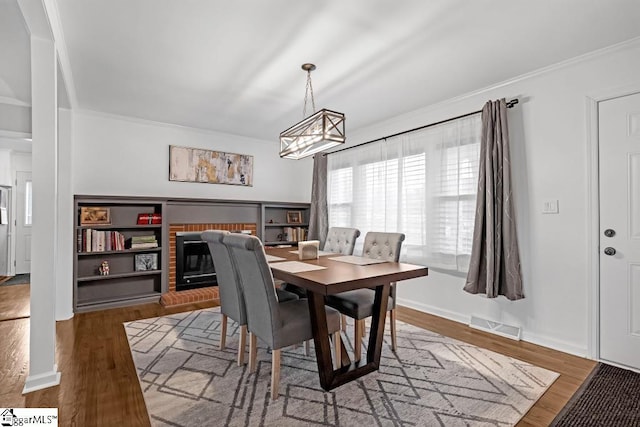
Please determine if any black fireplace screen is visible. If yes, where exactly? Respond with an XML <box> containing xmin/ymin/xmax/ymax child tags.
<box><xmin>175</xmin><ymin>232</ymin><xmax>217</xmax><ymax>291</ymax></box>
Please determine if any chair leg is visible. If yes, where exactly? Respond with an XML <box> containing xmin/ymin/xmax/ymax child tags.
<box><xmin>237</xmin><ymin>325</ymin><xmax>247</xmax><ymax>366</ymax></box>
<box><xmin>249</xmin><ymin>333</ymin><xmax>257</xmax><ymax>373</ymax></box>
<box><xmin>333</xmin><ymin>331</ymin><xmax>341</xmax><ymax>368</ymax></box>
<box><xmin>390</xmin><ymin>309</ymin><xmax>397</xmax><ymax>352</ymax></box>
<box><xmin>341</xmin><ymin>314</ymin><xmax>347</xmax><ymax>332</ymax></box>
<box><xmin>271</xmin><ymin>349</ymin><xmax>281</xmax><ymax>400</ymax></box>
<box><xmin>304</xmin><ymin>340</ymin><xmax>311</xmax><ymax>357</ymax></box>
<box><xmin>219</xmin><ymin>314</ymin><xmax>227</xmax><ymax>350</ymax></box>
<box><xmin>354</xmin><ymin>319</ymin><xmax>362</xmax><ymax>361</ymax></box>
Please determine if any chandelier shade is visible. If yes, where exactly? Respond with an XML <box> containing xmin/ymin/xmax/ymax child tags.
<box><xmin>279</xmin><ymin>63</ymin><xmax>345</xmax><ymax>159</ymax></box>
<box><xmin>279</xmin><ymin>108</ymin><xmax>345</xmax><ymax>159</ymax></box>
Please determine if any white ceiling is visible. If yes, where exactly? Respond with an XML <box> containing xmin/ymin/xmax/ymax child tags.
<box><xmin>0</xmin><ymin>0</ymin><xmax>30</xmax><ymax>104</ymax></box>
<box><xmin>5</xmin><ymin>1</ymin><xmax>640</xmax><ymax>141</ymax></box>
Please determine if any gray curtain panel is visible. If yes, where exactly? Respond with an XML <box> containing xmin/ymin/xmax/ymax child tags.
<box><xmin>464</xmin><ymin>99</ymin><xmax>524</xmax><ymax>300</ymax></box>
<box><xmin>308</xmin><ymin>154</ymin><xmax>328</xmax><ymax>247</ymax></box>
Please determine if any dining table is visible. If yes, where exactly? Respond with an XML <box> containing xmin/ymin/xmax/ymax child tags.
<box><xmin>265</xmin><ymin>246</ymin><xmax>428</xmax><ymax>391</ymax></box>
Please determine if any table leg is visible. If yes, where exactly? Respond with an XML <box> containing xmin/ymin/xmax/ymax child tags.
<box><xmin>367</xmin><ymin>283</ymin><xmax>390</xmax><ymax>367</ymax></box>
<box><xmin>307</xmin><ymin>292</ymin><xmax>335</xmax><ymax>389</ymax></box>
<box><xmin>307</xmin><ymin>284</ymin><xmax>391</xmax><ymax>391</ymax></box>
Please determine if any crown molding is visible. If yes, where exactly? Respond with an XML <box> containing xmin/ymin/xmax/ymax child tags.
<box><xmin>0</xmin><ymin>96</ymin><xmax>30</xmax><ymax>107</ymax></box>
<box><xmin>348</xmin><ymin>36</ymin><xmax>640</xmax><ymax>143</ymax></box>
<box><xmin>73</xmin><ymin>108</ymin><xmax>275</xmax><ymax>145</ymax></box>
<box><xmin>448</xmin><ymin>35</ymin><xmax>640</xmax><ymax>104</ymax></box>
<box><xmin>0</xmin><ymin>130</ymin><xmax>32</xmax><ymax>140</ymax></box>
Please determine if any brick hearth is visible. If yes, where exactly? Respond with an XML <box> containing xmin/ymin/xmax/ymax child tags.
<box><xmin>160</xmin><ymin>222</ymin><xmax>256</xmax><ymax>307</ymax></box>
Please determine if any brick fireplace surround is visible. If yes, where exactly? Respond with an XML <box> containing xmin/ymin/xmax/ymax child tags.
<box><xmin>160</xmin><ymin>223</ymin><xmax>257</xmax><ymax>307</ymax></box>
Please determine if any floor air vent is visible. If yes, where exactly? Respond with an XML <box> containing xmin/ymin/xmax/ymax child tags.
<box><xmin>468</xmin><ymin>315</ymin><xmax>522</xmax><ymax>340</ymax></box>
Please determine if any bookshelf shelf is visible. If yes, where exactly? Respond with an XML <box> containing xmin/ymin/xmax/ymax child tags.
<box><xmin>74</xmin><ymin>196</ymin><xmax>166</xmax><ymax>312</ymax></box>
<box><xmin>265</xmin><ymin>223</ymin><xmax>310</xmax><ymax>228</ymax></box>
<box><xmin>77</xmin><ymin>270</ymin><xmax>161</xmax><ymax>282</ymax></box>
<box><xmin>78</xmin><ymin>247</ymin><xmax>162</xmax><ymax>256</ymax></box>
<box><xmin>76</xmin><ymin>224</ymin><xmax>162</xmax><ymax>230</ymax></box>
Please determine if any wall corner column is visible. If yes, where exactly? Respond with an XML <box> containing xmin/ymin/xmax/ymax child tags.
<box><xmin>23</xmin><ymin>35</ymin><xmax>61</xmax><ymax>394</ymax></box>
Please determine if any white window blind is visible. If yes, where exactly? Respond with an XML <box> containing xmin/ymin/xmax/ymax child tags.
<box><xmin>327</xmin><ymin>113</ymin><xmax>481</xmax><ymax>272</ymax></box>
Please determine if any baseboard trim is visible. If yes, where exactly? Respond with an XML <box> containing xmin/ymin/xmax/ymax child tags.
<box><xmin>397</xmin><ymin>298</ymin><xmax>469</xmax><ymax>325</ymax></box>
<box><xmin>22</xmin><ymin>366</ymin><xmax>61</xmax><ymax>394</ymax></box>
<box><xmin>397</xmin><ymin>298</ymin><xmax>589</xmax><ymax>357</ymax></box>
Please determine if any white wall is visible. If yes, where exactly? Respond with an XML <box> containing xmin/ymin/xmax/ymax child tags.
<box><xmin>0</xmin><ymin>149</ymin><xmax>11</xmax><ymax>185</ymax></box>
<box><xmin>346</xmin><ymin>39</ymin><xmax>640</xmax><ymax>356</ymax></box>
<box><xmin>72</xmin><ymin>111</ymin><xmax>313</xmax><ymax>203</ymax></box>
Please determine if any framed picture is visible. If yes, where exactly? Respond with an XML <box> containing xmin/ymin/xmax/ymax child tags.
<box><xmin>287</xmin><ymin>211</ymin><xmax>302</xmax><ymax>224</ymax></box>
<box><xmin>134</xmin><ymin>253</ymin><xmax>158</xmax><ymax>271</ymax></box>
<box><xmin>169</xmin><ymin>145</ymin><xmax>254</xmax><ymax>186</ymax></box>
<box><xmin>80</xmin><ymin>207</ymin><xmax>111</xmax><ymax>225</ymax></box>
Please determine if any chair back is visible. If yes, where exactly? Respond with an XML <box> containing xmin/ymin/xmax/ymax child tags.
<box><xmin>323</xmin><ymin>227</ymin><xmax>361</xmax><ymax>255</ymax></box>
<box><xmin>201</xmin><ymin>230</ymin><xmax>246</xmax><ymax>325</ymax></box>
<box><xmin>362</xmin><ymin>231</ymin><xmax>405</xmax><ymax>305</ymax></box>
<box><xmin>362</xmin><ymin>231</ymin><xmax>405</xmax><ymax>262</ymax></box>
<box><xmin>222</xmin><ymin>233</ymin><xmax>281</xmax><ymax>348</ymax></box>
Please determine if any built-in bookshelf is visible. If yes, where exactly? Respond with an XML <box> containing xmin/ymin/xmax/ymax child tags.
<box><xmin>74</xmin><ymin>196</ymin><xmax>166</xmax><ymax>312</ymax></box>
<box><xmin>260</xmin><ymin>203</ymin><xmax>310</xmax><ymax>246</ymax></box>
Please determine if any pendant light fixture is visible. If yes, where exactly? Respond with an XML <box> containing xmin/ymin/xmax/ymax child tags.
<box><xmin>279</xmin><ymin>63</ymin><xmax>345</xmax><ymax>159</ymax></box>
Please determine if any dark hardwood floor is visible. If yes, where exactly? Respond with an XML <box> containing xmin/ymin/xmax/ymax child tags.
<box><xmin>0</xmin><ymin>283</ymin><xmax>30</xmax><ymax>321</ymax></box>
<box><xmin>0</xmin><ymin>298</ymin><xmax>595</xmax><ymax>426</ymax></box>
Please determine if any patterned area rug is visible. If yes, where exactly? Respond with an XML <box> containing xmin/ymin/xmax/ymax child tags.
<box><xmin>124</xmin><ymin>308</ymin><xmax>558</xmax><ymax>426</ymax></box>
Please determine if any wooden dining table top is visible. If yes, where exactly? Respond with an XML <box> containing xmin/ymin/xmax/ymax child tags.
<box><xmin>265</xmin><ymin>246</ymin><xmax>428</xmax><ymax>295</ymax></box>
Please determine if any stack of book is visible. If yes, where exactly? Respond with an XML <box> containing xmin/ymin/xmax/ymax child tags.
<box><xmin>78</xmin><ymin>229</ymin><xmax>126</xmax><ymax>252</ymax></box>
<box><xmin>128</xmin><ymin>235</ymin><xmax>158</xmax><ymax>249</ymax></box>
<box><xmin>283</xmin><ymin>227</ymin><xmax>308</xmax><ymax>242</ymax></box>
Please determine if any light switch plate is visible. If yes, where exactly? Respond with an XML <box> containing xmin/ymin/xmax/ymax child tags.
<box><xmin>543</xmin><ymin>199</ymin><xmax>559</xmax><ymax>214</ymax></box>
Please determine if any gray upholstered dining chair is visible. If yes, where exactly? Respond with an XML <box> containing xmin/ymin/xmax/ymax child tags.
<box><xmin>325</xmin><ymin>231</ymin><xmax>405</xmax><ymax>361</ymax></box>
<box><xmin>222</xmin><ymin>232</ymin><xmax>342</xmax><ymax>400</ymax></box>
<box><xmin>201</xmin><ymin>230</ymin><xmax>298</xmax><ymax>367</ymax></box>
<box><xmin>323</xmin><ymin>227</ymin><xmax>361</xmax><ymax>255</ymax></box>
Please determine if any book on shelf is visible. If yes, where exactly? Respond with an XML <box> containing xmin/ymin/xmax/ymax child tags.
<box><xmin>130</xmin><ymin>242</ymin><xmax>159</xmax><ymax>249</ymax></box>
<box><xmin>127</xmin><ymin>235</ymin><xmax>158</xmax><ymax>249</ymax></box>
<box><xmin>131</xmin><ymin>235</ymin><xmax>157</xmax><ymax>243</ymax></box>
<box><xmin>136</xmin><ymin>213</ymin><xmax>162</xmax><ymax>225</ymax></box>
<box><xmin>78</xmin><ymin>229</ymin><xmax>126</xmax><ymax>252</ymax></box>
<box><xmin>282</xmin><ymin>227</ymin><xmax>308</xmax><ymax>242</ymax></box>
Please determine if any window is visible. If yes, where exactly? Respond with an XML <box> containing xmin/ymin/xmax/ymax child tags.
<box><xmin>25</xmin><ymin>180</ymin><xmax>32</xmax><ymax>226</ymax></box>
<box><xmin>327</xmin><ymin>114</ymin><xmax>481</xmax><ymax>272</ymax></box>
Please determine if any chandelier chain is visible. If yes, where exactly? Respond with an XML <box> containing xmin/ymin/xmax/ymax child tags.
<box><xmin>302</xmin><ymin>69</ymin><xmax>316</xmax><ymax>118</ymax></box>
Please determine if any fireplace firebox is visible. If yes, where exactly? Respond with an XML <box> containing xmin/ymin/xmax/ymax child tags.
<box><xmin>175</xmin><ymin>232</ymin><xmax>217</xmax><ymax>291</ymax></box>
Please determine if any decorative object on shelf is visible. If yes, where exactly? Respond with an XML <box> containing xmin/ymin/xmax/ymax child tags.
<box><xmin>98</xmin><ymin>260</ymin><xmax>110</xmax><ymax>276</ymax></box>
<box><xmin>137</xmin><ymin>213</ymin><xmax>162</xmax><ymax>224</ymax></box>
<box><xmin>169</xmin><ymin>145</ymin><xmax>253</xmax><ymax>186</ymax></box>
<box><xmin>279</xmin><ymin>63</ymin><xmax>345</xmax><ymax>160</ymax></box>
<box><xmin>134</xmin><ymin>253</ymin><xmax>158</xmax><ymax>271</ymax></box>
<box><xmin>298</xmin><ymin>240</ymin><xmax>319</xmax><ymax>260</ymax></box>
<box><xmin>287</xmin><ymin>211</ymin><xmax>303</xmax><ymax>224</ymax></box>
<box><xmin>80</xmin><ymin>207</ymin><xmax>111</xmax><ymax>225</ymax></box>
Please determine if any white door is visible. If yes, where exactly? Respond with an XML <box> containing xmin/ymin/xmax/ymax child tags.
<box><xmin>15</xmin><ymin>171</ymin><xmax>32</xmax><ymax>274</ymax></box>
<box><xmin>0</xmin><ymin>187</ymin><xmax>10</xmax><ymax>275</ymax></box>
<box><xmin>599</xmin><ymin>91</ymin><xmax>640</xmax><ymax>371</ymax></box>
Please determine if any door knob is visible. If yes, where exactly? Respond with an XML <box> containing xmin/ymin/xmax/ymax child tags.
<box><xmin>604</xmin><ymin>247</ymin><xmax>616</xmax><ymax>256</ymax></box>
<box><xmin>604</xmin><ymin>229</ymin><xmax>616</xmax><ymax>237</ymax></box>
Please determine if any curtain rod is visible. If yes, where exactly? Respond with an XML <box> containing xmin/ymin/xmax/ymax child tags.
<box><xmin>324</xmin><ymin>98</ymin><xmax>519</xmax><ymax>156</ymax></box>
